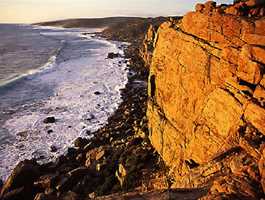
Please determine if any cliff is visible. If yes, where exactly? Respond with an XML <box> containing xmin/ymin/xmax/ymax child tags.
<box><xmin>146</xmin><ymin>0</ymin><xmax>265</xmax><ymax>199</ymax></box>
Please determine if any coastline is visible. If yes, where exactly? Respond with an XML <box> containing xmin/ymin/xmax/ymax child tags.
<box><xmin>0</xmin><ymin>24</ymin><xmax>169</xmax><ymax>200</ymax></box>
<box><xmin>0</xmin><ymin>27</ymin><xmax>129</xmax><ymax>182</ymax></box>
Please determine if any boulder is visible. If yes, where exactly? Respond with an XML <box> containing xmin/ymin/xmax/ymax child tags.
<box><xmin>204</xmin><ymin>1</ymin><xmax>216</xmax><ymax>13</ymax></box>
<box><xmin>66</xmin><ymin>148</ymin><xmax>78</xmax><ymax>159</ymax></box>
<box><xmin>255</xmin><ymin>19</ymin><xmax>265</xmax><ymax>35</ymax></box>
<box><xmin>252</xmin><ymin>46</ymin><xmax>265</xmax><ymax>65</ymax></box>
<box><xmin>115</xmin><ymin>164</ymin><xmax>127</xmax><ymax>187</ymax></box>
<box><xmin>244</xmin><ymin>103</ymin><xmax>265</xmax><ymax>135</ymax></box>
<box><xmin>85</xmin><ymin>146</ymin><xmax>110</xmax><ymax>168</ymax></box>
<box><xmin>260</xmin><ymin>76</ymin><xmax>265</xmax><ymax>88</ymax></box>
<box><xmin>253</xmin><ymin>86</ymin><xmax>265</xmax><ymax>106</ymax></box>
<box><xmin>242</xmin><ymin>33</ymin><xmax>265</xmax><ymax>46</ymax></box>
<box><xmin>95</xmin><ymin>149</ymin><xmax>106</xmax><ymax>161</ymax></box>
<box><xmin>107</xmin><ymin>53</ymin><xmax>120</xmax><ymax>59</ymax></box>
<box><xmin>43</xmin><ymin>117</ymin><xmax>56</xmax><ymax>124</ymax></box>
<box><xmin>237</xmin><ymin>46</ymin><xmax>262</xmax><ymax>84</ymax></box>
<box><xmin>1</xmin><ymin>160</ymin><xmax>40</xmax><ymax>197</ymax></box>
<box><xmin>88</xmin><ymin>192</ymin><xmax>96</xmax><ymax>199</ymax></box>
<box><xmin>245</xmin><ymin>0</ymin><xmax>265</xmax><ymax>7</ymax></box>
<box><xmin>56</xmin><ymin>167</ymin><xmax>89</xmax><ymax>192</ymax></box>
<box><xmin>1</xmin><ymin>186</ymin><xmax>40</xmax><ymax>200</ymax></box>
<box><xmin>195</xmin><ymin>3</ymin><xmax>205</xmax><ymax>12</ymax></box>
<box><xmin>68</xmin><ymin>167</ymin><xmax>89</xmax><ymax>177</ymax></box>
<box><xmin>34</xmin><ymin>174</ymin><xmax>57</xmax><ymax>189</ymax></box>
<box><xmin>50</xmin><ymin>145</ymin><xmax>57</xmax><ymax>152</ymax></box>
<box><xmin>225</xmin><ymin>4</ymin><xmax>240</xmax><ymax>15</ymax></box>
<box><xmin>74</xmin><ymin>137</ymin><xmax>89</xmax><ymax>148</ymax></box>
<box><xmin>1</xmin><ymin>187</ymin><xmax>25</xmax><ymax>200</ymax></box>
<box><xmin>75</xmin><ymin>153</ymin><xmax>85</xmax><ymax>162</ymax></box>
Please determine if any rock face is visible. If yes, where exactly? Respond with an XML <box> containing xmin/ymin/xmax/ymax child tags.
<box><xmin>146</xmin><ymin>0</ymin><xmax>265</xmax><ymax>198</ymax></box>
<box><xmin>140</xmin><ymin>25</ymin><xmax>158</xmax><ymax>68</ymax></box>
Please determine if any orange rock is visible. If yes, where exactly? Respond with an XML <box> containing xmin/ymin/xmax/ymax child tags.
<box><xmin>255</xmin><ymin>18</ymin><xmax>265</xmax><ymax>35</ymax></box>
<box><xmin>204</xmin><ymin>1</ymin><xmax>216</xmax><ymax>13</ymax></box>
<box><xmin>145</xmin><ymin>0</ymin><xmax>265</xmax><ymax>197</ymax></box>
<box><xmin>201</xmin><ymin>89</ymin><xmax>243</xmax><ymax>137</ymax></box>
<box><xmin>244</xmin><ymin>103</ymin><xmax>265</xmax><ymax>135</ymax></box>
<box><xmin>140</xmin><ymin>25</ymin><xmax>157</xmax><ymax>68</ymax></box>
<box><xmin>195</xmin><ymin>3</ymin><xmax>205</xmax><ymax>12</ymax></box>
<box><xmin>241</xmin><ymin>19</ymin><xmax>255</xmax><ymax>35</ymax></box>
<box><xmin>237</xmin><ymin>46</ymin><xmax>262</xmax><ymax>84</ymax></box>
<box><xmin>225</xmin><ymin>5</ymin><xmax>239</xmax><ymax>15</ymax></box>
<box><xmin>242</xmin><ymin>33</ymin><xmax>265</xmax><ymax>46</ymax></box>
<box><xmin>221</xmin><ymin>15</ymin><xmax>243</xmax><ymax>45</ymax></box>
<box><xmin>254</xmin><ymin>86</ymin><xmax>265</xmax><ymax>106</ymax></box>
<box><xmin>245</xmin><ymin>0</ymin><xmax>265</xmax><ymax>7</ymax></box>
<box><xmin>260</xmin><ymin>76</ymin><xmax>265</xmax><ymax>88</ymax></box>
<box><xmin>181</xmin><ymin>11</ymin><xmax>210</xmax><ymax>41</ymax></box>
<box><xmin>182</xmin><ymin>10</ymin><xmax>244</xmax><ymax>47</ymax></box>
<box><xmin>252</xmin><ymin>46</ymin><xmax>265</xmax><ymax>64</ymax></box>
<box><xmin>225</xmin><ymin>76</ymin><xmax>253</xmax><ymax>99</ymax></box>
<box><xmin>221</xmin><ymin>46</ymin><xmax>240</xmax><ymax>65</ymax></box>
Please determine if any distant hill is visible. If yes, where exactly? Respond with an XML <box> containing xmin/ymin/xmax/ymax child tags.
<box><xmin>99</xmin><ymin>17</ymin><xmax>168</xmax><ymax>43</ymax></box>
<box><xmin>35</xmin><ymin>17</ymin><xmax>146</xmax><ymax>28</ymax></box>
<box><xmin>36</xmin><ymin>17</ymin><xmax>170</xmax><ymax>44</ymax></box>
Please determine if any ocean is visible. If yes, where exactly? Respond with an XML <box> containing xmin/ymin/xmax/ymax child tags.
<box><xmin>0</xmin><ymin>24</ymin><xmax>128</xmax><ymax>180</ymax></box>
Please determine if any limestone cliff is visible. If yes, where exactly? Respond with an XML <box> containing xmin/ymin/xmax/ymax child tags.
<box><xmin>146</xmin><ymin>1</ymin><xmax>265</xmax><ymax>198</ymax></box>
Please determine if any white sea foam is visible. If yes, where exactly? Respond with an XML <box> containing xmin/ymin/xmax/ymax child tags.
<box><xmin>0</xmin><ymin>28</ymin><xmax>129</xmax><ymax>180</ymax></box>
<box><xmin>0</xmin><ymin>54</ymin><xmax>57</xmax><ymax>88</ymax></box>
<box><xmin>0</xmin><ymin>39</ymin><xmax>64</xmax><ymax>88</ymax></box>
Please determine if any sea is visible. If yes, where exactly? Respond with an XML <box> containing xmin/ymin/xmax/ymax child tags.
<box><xmin>0</xmin><ymin>24</ymin><xmax>129</xmax><ymax>180</ymax></box>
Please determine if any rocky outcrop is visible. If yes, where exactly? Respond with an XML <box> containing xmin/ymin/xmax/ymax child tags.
<box><xmin>140</xmin><ymin>25</ymin><xmax>158</xmax><ymax>68</ymax></box>
<box><xmin>147</xmin><ymin>0</ymin><xmax>265</xmax><ymax>198</ymax></box>
<box><xmin>140</xmin><ymin>17</ymin><xmax>182</xmax><ymax>69</ymax></box>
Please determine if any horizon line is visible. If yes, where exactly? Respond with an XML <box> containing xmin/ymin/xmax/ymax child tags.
<box><xmin>0</xmin><ymin>13</ymin><xmax>183</xmax><ymax>24</ymax></box>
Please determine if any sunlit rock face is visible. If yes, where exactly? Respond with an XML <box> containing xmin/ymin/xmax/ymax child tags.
<box><xmin>145</xmin><ymin>0</ymin><xmax>265</xmax><ymax>198</ymax></box>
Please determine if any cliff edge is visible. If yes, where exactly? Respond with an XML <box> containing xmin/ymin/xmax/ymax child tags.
<box><xmin>146</xmin><ymin>0</ymin><xmax>265</xmax><ymax>199</ymax></box>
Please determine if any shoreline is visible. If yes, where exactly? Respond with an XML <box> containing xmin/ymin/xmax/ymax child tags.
<box><xmin>0</xmin><ymin>29</ymin><xmax>169</xmax><ymax>199</ymax></box>
<box><xmin>0</xmin><ymin>28</ymin><xmax>129</xmax><ymax>182</ymax></box>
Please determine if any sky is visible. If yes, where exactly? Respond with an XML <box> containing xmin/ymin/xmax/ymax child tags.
<box><xmin>0</xmin><ymin>0</ymin><xmax>233</xmax><ymax>23</ymax></box>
